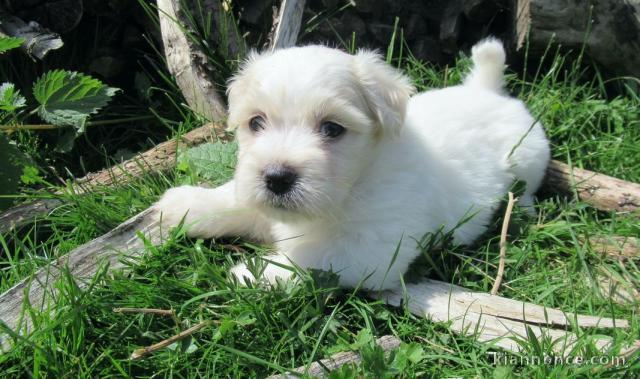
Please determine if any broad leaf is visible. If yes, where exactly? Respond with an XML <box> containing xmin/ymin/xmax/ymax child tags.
<box><xmin>178</xmin><ymin>141</ymin><xmax>237</xmax><ymax>185</ymax></box>
<box><xmin>0</xmin><ymin>83</ymin><xmax>26</xmax><ymax>111</ymax></box>
<box><xmin>33</xmin><ymin>70</ymin><xmax>119</xmax><ymax>131</ymax></box>
<box><xmin>0</xmin><ymin>36</ymin><xmax>23</xmax><ymax>54</ymax></box>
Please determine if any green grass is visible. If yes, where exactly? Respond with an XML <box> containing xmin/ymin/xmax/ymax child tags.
<box><xmin>1</xmin><ymin>44</ymin><xmax>640</xmax><ymax>378</ymax></box>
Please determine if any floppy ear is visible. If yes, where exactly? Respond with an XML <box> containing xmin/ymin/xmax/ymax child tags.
<box><xmin>352</xmin><ymin>50</ymin><xmax>415</xmax><ymax>136</ymax></box>
<box><xmin>226</xmin><ymin>50</ymin><xmax>267</xmax><ymax>130</ymax></box>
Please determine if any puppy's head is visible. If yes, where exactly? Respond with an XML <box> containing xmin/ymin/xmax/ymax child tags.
<box><xmin>227</xmin><ymin>45</ymin><xmax>414</xmax><ymax>220</ymax></box>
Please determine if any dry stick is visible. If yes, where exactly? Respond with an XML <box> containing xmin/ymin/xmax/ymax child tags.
<box><xmin>373</xmin><ymin>279</ymin><xmax>638</xmax><ymax>357</ymax></box>
<box><xmin>129</xmin><ymin>320</ymin><xmax>212</xmax><ymax>360</ymax></box>
<box><xmin>113</xmin><ymin>308</ymin><xmax>176</xmax><ymax>317</ymax></box>
<box><xmin>544</xmin><ymin>160</ymin><xmax>640</xmax><ymax>215</ymax></box>
<box><xmin>585</xmin><ymin>236</ymin><xmax>639</xmax><ymax>260</ymax></box>
<box><xmin>157</xmin><ymin>0</ymin><xmax>229</xmax><ymax>122</ymax></box>
<box><xmin>266</xmin><ymin>335</ymin><xmax>401</xmax><ymax>379</ymax></box>
<box><xmin>491</xmin><ymin>191</ymin><xmax>516</xmax><ymax>295</ymax></box>
<box><xmin>270</xmin><ymin>0</ymin><xmax>307</xmax><ymax>51</ymax></box>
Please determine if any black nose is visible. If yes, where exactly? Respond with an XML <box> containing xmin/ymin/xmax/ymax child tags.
<box><xmin>264</xmin><ymin>166</ymin><xmax>298</xmax><ymax>195</ymax></box>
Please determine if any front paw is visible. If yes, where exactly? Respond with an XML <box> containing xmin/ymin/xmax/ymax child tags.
<box><xmin>154</xmin><ymin>185</ymin><xmax>202</xmax><ymax>230</ymax></box>
<box><xmin>230</xmin><ymin>263</ymin><xmax>256</xmax><ymax>285</ymax></box>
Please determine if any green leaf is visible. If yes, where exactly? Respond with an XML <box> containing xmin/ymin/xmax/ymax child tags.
<box><xmin>33</xmin><ymin>70</ymin><xmax>119</xmax><ymax>131</ymax></box>
<box><xmin>349</xmin><ymin>329</ymin><xmax>374</xmax><ymax>351</ymax></box>
<box><xmin>0</xmin><ymin>36</ymin><xmax>23</xmax><ymax>54</ymax></box>
<box><xmin>20</xmin><ymin>166</ymin><xmax>41</xmax><ymax>185</ymax></box>
<box><xmin>0</xmin><ymin>83</ymin><xmax>26</xmax><ymax>112</ymax></box>
<box><xmin>178</xmin><ymin>141</ymin><xmax>237</xmax><ymax>184</ymax></box>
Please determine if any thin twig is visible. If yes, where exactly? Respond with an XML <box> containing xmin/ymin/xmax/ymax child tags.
<box><xmin>1</xmin><ymin>116</ymin><xmax>156</xmax><ymax>132</ymax></box>
<box><xmin>414</xmin><ymin>335</ymin><xmax>455</xmax><ymax>354</ymax></box>
<box><xmin>130</xmin><ymin>320</ymin><xmax>212</xmax><ymax>360</ymax></box>
<box><xmin>113</xmin><ymin>307</ymin><xmax>176</xmax><ymax>317</ymax></box>
<box><xmin>491</xmin><ymin>191</ymin><xmax>516</xmax><ymax>295</ymax></box>
<box><xmin>266</xmin><ymin>335</ymin><xmax>401</xmax><ymax>379</ymax></box>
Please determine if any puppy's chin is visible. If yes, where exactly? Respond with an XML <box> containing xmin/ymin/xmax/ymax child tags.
<box><xmin>253</xmin><ymin>193</ymin><xmax>322</xmax><ymax>222</ymax></box>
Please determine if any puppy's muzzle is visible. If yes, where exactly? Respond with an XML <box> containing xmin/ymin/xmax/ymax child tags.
<box><xmin>264</xmin><ymin>165</ymin><xmax>298</xmax><ymax>196</ymax></box>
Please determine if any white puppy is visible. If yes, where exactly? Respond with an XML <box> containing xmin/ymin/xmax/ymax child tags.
<box><xmin>155</xmin><ymin>39</ymin><xmax>550</xmax><ymax>290</ymax></box>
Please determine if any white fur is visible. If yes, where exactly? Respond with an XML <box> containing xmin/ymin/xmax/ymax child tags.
<box><xmin>155</xmin><ymin>39</ymin><xmax>550</xmax><ymax>290</ymax></box>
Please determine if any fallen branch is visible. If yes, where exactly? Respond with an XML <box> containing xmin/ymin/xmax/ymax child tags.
<box><xmin>157</xmin><ymin>0</ymin><xmax>230</xmax><ymax>121</ymax></box>
<box><xmin>269</xmin><ymin>0</ymin><xmax>306</xmax><ymax>51</ymax></box>
<box><xmin>113</xmin><ymin>307</ymin><xmax>176</xmax><ymax>317</ymax></box>
<box><xmin>544</xmin><ymin>160</ymin><xmax>640</xmax><ymax>215</ymax></box>
<box><xmin>491</xmin><ymin>191</ymin><xmax>516</xmax><ymax>295</ymax></box>
<box><xmin>129</xmin><ymin>320</ymin><xmax>212</xmax><ymax>360</ymax></box>
<box><xmin>0</xmin><ymin>207</ymin><xmax>163</xmax><ymax>350</ymax></box>
<box><xmin>0</xmin><ymin>123</ymin><xmax>226</xmax><ymax>234</ymax></box>
<box><xmin>0</xmin><ymin>7</ymin><xmax>63</xmax><ymax>59</ymax></box>
<box><xmin>373</xmin><ymin>280</ymin><xmax>637</xmax><ymax>357</ymax></box>
<box><xmin>266</xmin><ymin>335</ymin><xmax>402</xmax><ymax>379</ymax></box>
<box><xmin>585</xmin><ymin>236</ymin><xmax>639</xmax><ymax>260</ymax></box>
<box><xmin>596</xmin><ymin>266</ymin><xmax>640</xmax><ymax>306</ymax></box>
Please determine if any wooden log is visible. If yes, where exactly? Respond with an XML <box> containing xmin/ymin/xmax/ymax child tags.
<box><xmin>374</xmin><ymin>280</ymin><xmax>638</xmax><ymax>356</ymax></box>
<box><xmin>513</xmin><ymin>0</ymin><xmax>640</xmax><ymax>78</ymax></box>
<box><xmin>266</xmin><ymin>335</ymin><xmax>402</xmax><ymax>379</ymax></box>
<box><xmin>584</xmin><ymin>236</ymin><xmax>639</xmax><ymax>260</ymax></box>
<box><xmin>0</xmin><ymin>123</ymin><xmax>226</xmax><ymax>235</ymax></box>
<box><xmin>544</xmin><ymin>160</ymin><xmax>640</xmax><ymax>215</ymax></box>
<box><xmin>597</xmin><ymin>267</ymin><xmax>639</xmax><ymax>306</ymax></box>
<box><xmin>269</xmin><ymin>0</ymin><xmax>306</xmax><ymax>51</ymax></box>
<box><xmin>0</xmin><ymin>7</ymin><xmax>63</xmax><ymax>59</ymax></box>
<box><xmin>0</xmin><ymin>207</ymin><xmax>162</xmax><ymax>350</ymax></box>
<box><xmin>0</xmin><ymin>207</ymin><xmax>635</xmax><ymax>352</ymax></box>
<box><xmin>157</xmin><ymin>0</ymin><xmax>229</xmax><ymax>121</ymax></box>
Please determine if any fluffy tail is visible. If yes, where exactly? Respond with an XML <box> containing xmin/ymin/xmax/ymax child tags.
<box><xmin>463</xmin><ymin>38</ymin><xmax>506</xmax><ymax>93</ymax></box>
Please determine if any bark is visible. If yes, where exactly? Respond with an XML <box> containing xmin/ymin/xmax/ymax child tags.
<box><xmin>269</xmin><ymin>0</ymin><xmax>307</xmax><ymax>50</ymax></box>
<box><xmin>585</xmin><ymin>236</ymin><xmax>639</xmax><ymax>260</ymax></box>
<box><xmin>0</xmin><ymin>207</ymin><xmax>162</xmax><ymax>350</ymax></box>
<box><xmin>374</xmin><ymin>280</ymin><xmax>638</xmax><ymax>356</ymax></box>
<box><xmin>544</xmin><ymin>160</ymin><xmax>640</xmax><ymax>215</ymax></box>
<box><xmin>157</xmin><ymin>0</ymin><xmax>229</xmax><ymax>121</ymax></box>
<box><xmin>513</xmin><ymin>0</ymin><xmax>640</xmax><ymax>78</ymax></box>
<box><xmin>266</xmin><ymin>335</ymin><xmax>402</xmax><ymax>379</ymax></box>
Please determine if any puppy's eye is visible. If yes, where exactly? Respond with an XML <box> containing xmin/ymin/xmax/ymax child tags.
<box><xmin>319</xmin><ymin>121</ymin><xmax>345</xmax><ymax>139</ymax></box>
<box><xmin>249</xmin><ymin>116</ymin><xmax>265</xmax><ymax>132</ymax></box>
